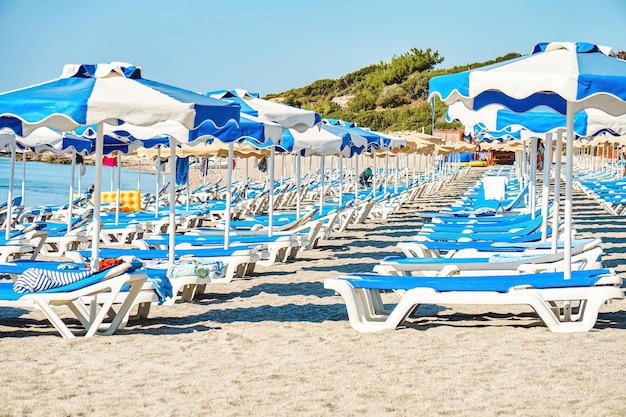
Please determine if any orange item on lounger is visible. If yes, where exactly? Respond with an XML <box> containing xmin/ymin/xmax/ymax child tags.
<box><xmin>85</xmin><ymin>258</ymin><xmax>125</xmax><ymax>271</ymax></box>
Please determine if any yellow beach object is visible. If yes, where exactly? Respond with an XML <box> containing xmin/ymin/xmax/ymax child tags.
<box><xmin>459</xmin><ymin>160</ymin><xmax>487</xmax><ymax>167</ymax></box>
<box><xmin>77</xmin><ymin>190</ymin><xmax>142</xmax><ymax>211</ymax></box>
<box><xmin>101</xmin><ymin>190</ymin><xmax>141</xmax><ymax>211</ymax></box>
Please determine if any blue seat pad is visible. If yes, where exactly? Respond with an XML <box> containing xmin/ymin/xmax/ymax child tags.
<box><xmin>341</xmin><ymin>269</ymin><xmax>613</xmax><ymax>293</ymax></box>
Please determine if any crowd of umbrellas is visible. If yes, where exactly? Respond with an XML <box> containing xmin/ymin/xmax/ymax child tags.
<box><xmin>0</xmin><ymin>65</ymin><xmax>455</xmax><ymax>267</ymax></box>
<box><xmin>2</xmin><ymin>42</ymin><xmax>626</xmax><ymax>336</ymax></box>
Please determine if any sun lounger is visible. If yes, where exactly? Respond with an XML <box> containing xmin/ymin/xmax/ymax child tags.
<box><xmin>98</xmin><ymin>222</ymin><xmax>145</xmax><ymax>245</ymax></box>
<box><xmin>324</xmin><ymin>269</ymin><xmax>624</xmax><ymax>333</ymax></box>
<box><xmin>66</xmin><ymin>245</ymin><xmax>265</xmax><ymax>283</ymax></box>
<box><xmin>141</xmin><ymin>260</ymin><xmax>223</xmax><ymax>304</ymax></box>
<box><xmin>374</xmin><ymin>246</ymin><xmax>603</xmax><ymax>277</ymax></box>
<box><xmin>397</xmin><ymin>237</ymin><xmax>598</xmax><ymax>259</ymax></box>
<box><xmin>0</xmin><ymin>261</ymin><xmax>147</xmax><ymax>338</ymax></box>
<box><xmin>139</xmin><ymin>232</ymin><xmax>305</xmax><ymax>267</ymax></box>
<box><xmin>0</xmin><ymin>196</ymin><xmax>24</xmax><ymax>230</ymax></box>
<box><xmin>102</xmin><ymin>262</ymin><xmax>221</xmax><ymax>322</ymax></box>
<box><xmin>419</xmin><ymin>184</ymin><xmax>529</xmax><ymax>219</ymax></box>
<box><xmin>421</xmin><ymin>216</ymin><xmax>546</xmax><ymax>233</ymax></box>
<box><xmin>415</xmin><ymin>216</ymin><xmax>544</xmax><ymax>242</ymax></box>
<box><xmin>0</xmin><ymin>229</ymin><xmax>49</xmax><ymax>262</ymax></box>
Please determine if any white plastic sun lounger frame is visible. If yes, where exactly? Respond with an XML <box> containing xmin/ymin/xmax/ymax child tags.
<box><xmin>0</xmin><ymin>264</ymin><xmax>147</xmax><ymax>338</ymax></box>
<box><xmin>324</xmin><ymin>271</ymin><xmax>624</xmax><ymax>334</ymax></box>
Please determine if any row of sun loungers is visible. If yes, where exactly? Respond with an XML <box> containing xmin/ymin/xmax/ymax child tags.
<box><xmin>574</xmin><ymin>168</ymin><xmax>626</xmax><ymax>215</ymax></box>
<box><xmin>0</xmin><ymin>167</ymin><xmax>450</xmax><ymax>338</ymax></box>
<box><xmin>325</xmin><ymin>167</ymin><xmax>625</xmax><ymax>333</ymax></box>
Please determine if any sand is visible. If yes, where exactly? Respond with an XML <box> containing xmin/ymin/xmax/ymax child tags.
<box><xmin>1</xmin><ymin>167</ymin><xmax>625</xmax><ymax>417</ymax></box>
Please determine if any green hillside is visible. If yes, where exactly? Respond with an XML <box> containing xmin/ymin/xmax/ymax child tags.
<box><xmin>265</xmin><ymin>48</ymin><xmax>521</xmax><ymax>134</ymax></box>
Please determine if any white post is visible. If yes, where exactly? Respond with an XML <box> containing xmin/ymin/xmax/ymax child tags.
<box><xmin>224</xmin><ymin>142</ymin><xmax>234</xmax><ymax>250</ymax></box>
<box><xmin>168</xmin><ymin>137</ymin><xmax>176</xmax><ymax>265</ymax></box>
<box><xmin>90</xmin><ymin>122</ymin><xmax>104</xmax><ymax>271</ymax></box>
<box><xmin>115</xmin><ymin>152</ymin><xmax>122</xmax><ymax>225</ymax></box>
<box><xmin>155</xmin><ymin>147</ymin><xmax>161</xmax><ymax>219</ymax></box>
<box><xmin>540</xmin><ymin>133</ymin><xmax>553</xmax><ymax>241</ymax></box>
<box><xmin>296</xmin><ymin>153</ymin><xmax>302</xmax><ymax>219</ymax></box>
<box><xmin>372</xmin><ymin>154</ymin><xmax>377</xmax><ymax>199</ymax></box>
<box><xmin>268</xmin><ymin>147</ymin><xmax>275</xmax><ymax>237</ymax></box>
<box><xmin>395</xmin><ymin>154</ymin><xmax>399</xmax><ymax>194</ymax></box>
<box><xmin>21</xmin><ymin>151</ymin><xmax>26</xmax><ymax>205</ymax></box>
<box><xmin>551</xmin><ymin>130</ymin><xmax>563</xmax><ymax>254</ymax></box>
<box><xmin>5</xmin><ymin>144</ymin><xmax>15</xmax><ymax>240</ymax></box>
<box><xmin>137</xmin><ymin>158</ymin><xmax>141</xmax><ymax>190</ymax></box>
<box><xmin>564</xmin><ymin>104</ymin><xmax>574</xmax><ymax>280</ymax></box>
<box><xmin>338</xmin><ymin>155</ymin><xmax>343</xmax><ymax>207</ymax></box>
<box><xmin>319</xmin><ymin>156</ymin><xmax>325</xmax><ymax>215</ymax></box>
<box><xmin>529</xmin><ymin>137</ymin><xmax>537</xmax><ymax>219</ymax></box>
<box><xmin>354</xmin><ymin>154</ymin><xmax>359</xmax><ymax>207</ymax></box>
<box><xmin>67</xmin><ymin>150</ymin><xmax>76</xmax><ymax>233</ymax></box>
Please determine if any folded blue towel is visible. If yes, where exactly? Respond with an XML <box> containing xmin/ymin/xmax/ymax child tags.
<box><xmin>147</xmin><ymin>275</ymin><xmax>173</xmax><ymax>305</ymax></box>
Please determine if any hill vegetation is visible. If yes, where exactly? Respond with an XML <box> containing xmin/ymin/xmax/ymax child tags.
<box><xmin>265</xmin><ymin>48</ymin><xmax>522</xmax><ymax>134</ymax></box>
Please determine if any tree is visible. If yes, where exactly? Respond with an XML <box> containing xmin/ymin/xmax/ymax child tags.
<box><xmin>401</xmin><ymin>72</ymin><xmax>430</xmax><ymax>101</ymax></box>
<box><xmin>348</xmin><ymin>91</ymin><xmax>377</xmax><ymax>112</ymax></box>
<box><xmin>313</xmin><ymin>100</ymin><xmax>341</xmax><ymax>115</ymax></box>
<box><xmin>264</xmin><ymin>47</ymin><xmax>520</xmax><ymax>132</ymax></box>
<box><xmin>376</xmin><ymin>84</ymin><xmax>410</xmax><ymax>108</ymax></box>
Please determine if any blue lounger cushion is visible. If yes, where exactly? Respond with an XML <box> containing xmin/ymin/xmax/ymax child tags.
<box><xmin>341</xmin><ymin>269</ymin><xmax>614</xmax><ymax>293</ymax></box>
<box><xmin>145</xmin><ymin>235</ymin><xmax>286</xmax><ymax>246</ymax></box>
<box><xmin>0</xmin><ymin>260</ymin><xmax>87</xmax><ymax>276</ymax></box>
<box><xmin>77</xmin><ymin>246</ymin><xmax>258</xmax><ymax>260</ymax></box>
<box><xmin>405</xmin><ymin>236</ymin><xmax>592</xmax><ymax>253</ymax></box>
<box><xmin>384</xmin><ymin>252</ymin><xmax>560</xmax><ymax>265</ymax></box>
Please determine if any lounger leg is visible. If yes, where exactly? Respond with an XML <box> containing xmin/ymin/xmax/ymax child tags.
<box><xmin>528</xmin><ymin>287</ymin><xmax>623</xmax><ymax>333</ymax></box>
<box><xmin>131</xmin><ymin>302</ymin><xmax>152</xmax><ymax>320</ymax></box>
<box><xmin>211</xmin><ymin>263</ymin><xmax>237</xmax><ymax>283</ymax></box>
<box><xmin>325</xmin><ymin>279</ymin><xmax>402</xmax><ymax>333</ymax></box>
<box><xmin>33</xmin><ymin>301</ymin><xmax>79</xmax><ymax>338</ymax></box>
<box><xmin>95</xmin><ymin>275</ymin><xmax>146</xmax><ymax>336</ymax></box>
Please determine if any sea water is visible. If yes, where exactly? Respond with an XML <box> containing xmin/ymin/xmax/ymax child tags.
<box><xmin>0</xmin><ymin>157</ymin><xmax>158</xmax><ymax>208</ymax></box>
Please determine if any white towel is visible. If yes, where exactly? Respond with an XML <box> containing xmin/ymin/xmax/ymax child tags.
<box><xmin>482</xmin><ymin>176</ymin><xmax>508</xmax><ymax>201</ymax></box>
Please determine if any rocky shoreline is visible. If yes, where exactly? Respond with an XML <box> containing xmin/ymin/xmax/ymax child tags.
<box><xmin>7</xmin><ymin>151</ymin><xmax>151</xmax><ymax>169</ymax></box>
<box><xmin>2</xmin><ymin>151</ymin><xmax>253</xmax><ymax>191</ymax></box>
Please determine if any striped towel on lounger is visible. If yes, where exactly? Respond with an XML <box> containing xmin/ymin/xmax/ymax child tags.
<box><xmin>13</xmin><ymin>268</ymin><xmax>93</xmax><ymax>293</ymax></box>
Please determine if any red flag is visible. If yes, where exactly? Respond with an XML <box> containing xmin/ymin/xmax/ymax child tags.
<box><xmin>103</xmin><ymin>155</ymin><xmax>118</xmax><ymax>167</ymax></box>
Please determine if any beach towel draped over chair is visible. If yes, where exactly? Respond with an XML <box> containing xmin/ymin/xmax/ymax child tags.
<box><xmin>13</xmin><ymin>268</ymin><xmax>92</xmax><ymax>293</ymax></box>
<box><xmin>482</xmin><ymin>176</ymin><xmax>507</xmax><ymax>202</ymax></box>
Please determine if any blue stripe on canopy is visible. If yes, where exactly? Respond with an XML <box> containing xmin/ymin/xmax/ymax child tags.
<box><xmin>138</xmin><ymin>79</ymin><xmax>240</xmax><ymax>128</ymax></box>
<box><xmin>428</xmin><ymin>71</ymin><xmax>470</xmax><ymax>104</ymax></box>
<box><xmin>495</xmin><ymin>108</ymin><xmax>588</xmax><ymax>135</ymax></box>
<box><xmin>473</xmin><ymin>91</ymin><xmax>568</xmax><ymax>114</ymax></box>
<box><xmin>206</xmin><ymin>90</ymin><xmax>259</xmax><ymax>116</ymax></box>
<box><xmin>0</xmin><ymin>77</ymin><xmax>95</xmax><ymax>125</ymax></box>
<box><xmin>189</xmin><ymin>116</ymin><xmax>266</xmax><ymax>144</ymax></box>
<box><xmin>577</xmin><ymin>52</ymin><xmax>626</xmax><ymax>99</ymax></box>
<box><xmin>430</xmin><ymin>42</ymin><xmax>626</xmax><ymax>115</ymax></box>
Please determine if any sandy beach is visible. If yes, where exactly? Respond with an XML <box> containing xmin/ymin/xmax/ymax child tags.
<box><xmin>1</xmin><ymin>167</ymin><xmax>625</xmax><ymax>417</ymax></box>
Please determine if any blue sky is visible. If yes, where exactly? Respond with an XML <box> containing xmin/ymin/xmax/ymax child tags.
<box><xmin>1</xmin><ymin>0</ymin><xmax>625</xmax><ymax>97</ymax></box>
